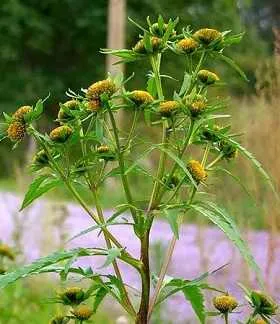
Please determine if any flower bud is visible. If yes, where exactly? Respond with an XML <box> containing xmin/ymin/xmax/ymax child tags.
<box><xmin>86</xmin><ymin>79</ymin><xmax>116</xmax><ymax>100</ymax></box>
<box><xmin>7</xmin><ymin>121</ymin><xmax>26</xmax><ymax>142</ymax></box>
<box><xmin>213</xmin><ymin>294</ymin><xmax>238</xmax><ymax>313</ymax></box>
<box><xmin>219</xmin><ymin>141</ymin><xmax>238</xmax><ymax>159</ymax></box>
<box><xmin>198</xmin><ymin>70</ymin><xmax>219</xmax><ymax>85</ymax></box>
<box><xmin>58</xmin><ymin>100</ymin><xmax>79</xmax><ymax>121</ymax></box>
<box><xmin>250</xmin><ymin>290</ymin><xmax>278</xmax><ymax>316</ymax></box>
<box><xmin>150</xmin><ymin>23</ymin><xmax>176</xmax><ymax>38</ymax></box>
<box><xmin>49</xmin><ymin>315</ymin><xmax>69</xmax><ymax>324</ymax></box>
<box><xmin>49</xmin><ymin>125</ymin><xmax>73</xmax><ymax>143</ymax></box>
<box><xmin>0</xmin><ymin>244</ymin><xmax>15</xmax><ymax>260</ymax></box>
<box><xmin>193</xmin><ymin>28</ymin><xmax>222</xmax><ymax>45</ymax></box>
<box><xmin>97</xmin><ymin>145</ymin><xmax>115</xmax><ymax>161</ymax></box>
<box><xmin>187</xmin><ymin>160</ymin><xmax>207</xmax><ymax>183</ymax></box>
<box><xmin>189</xmin><ymin>99</ymin><xmax>207</xmax><ymax>117</ymax></box>
<box><xmin>128</xmin><ymin>90</ymin><xmax>154</xmax><ymax>107</ymax></box>
<box><xmin>163</xmin><ymin>174</ymin><xmax>180</xmax><ymax>189</ymax></box>
<box><xmin>58</xmin><ymin>287</ymin><xmax>85</xmax><ymax>306</ymax></box>
<box><xmin>13</xmin><ymin>106</ymin><xmax>33</xmax><ymax>122</ymax></box>
<box><xmin>133</xmin><ymin>37</ymin><xmax>162</xmax><ymax>54</ymax></box>
<box><xmin>159</xmin><ymin>101</ymin><xmax>180</xmax><ymax>117</ymax></box>
<box><xmin>177</xmin><ymin>38</ymin><xmax>199</xmax><ymax>54</ymax></box>
<box><xmin>72</xmin><ymin>305</ymin><xmax>93</xmax><ymax>321</ymax></box>
<box><xmin>33</xmin><ymin>150</ymin><xmax>49</xmax><ymax>166</ymax></box>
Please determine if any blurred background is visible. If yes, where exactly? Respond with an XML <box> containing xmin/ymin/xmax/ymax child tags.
<box><xmin>0</xmin><ymin>0</ymin><xmax>280</xmax><ymax>323</ymax></box>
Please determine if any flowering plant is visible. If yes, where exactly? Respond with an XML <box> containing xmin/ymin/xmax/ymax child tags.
<box><xmin>0</xmin><ymin>16</ymin><xmax>278</xmax><ymax>324</ymax></box>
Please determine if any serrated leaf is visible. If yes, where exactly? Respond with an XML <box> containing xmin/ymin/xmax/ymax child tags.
<box><xmin>98</xmin><ymin>247</ymin><xmax>122</xmax><ymax>269</ymax></box>
<box><xmin>164</xmin><ymin>209</ymin><xmax>180</xmax><ymax>239</ymax></box>
<box><xmin>20</xmin><ymin>175</ymin><xmax>62</xmax><ymax>211</ymax></box>
<box><xmin>93</xmin><ymin>287</ymin><xmax>108</xmax><ymax>313</ymax></box>
<box><xmin>183</xmin><ymin>286</ymin><xmax>206</xmax><ymax>324</ymax></box>
<box><xmin>191</xmin><ymin>201</ymin><xmax>263</xmax><ymax>286</ymax></box>
<box><xmin>0</xmin><ymin>248</ymin><xmax>102</xmax><ymax>289</ymax></box>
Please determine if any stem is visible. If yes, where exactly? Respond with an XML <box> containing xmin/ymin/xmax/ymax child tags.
<box><xmin>136</xmin><ymin>230</ymin><xmax>151</xmax><ymax>324</ymax></box>
<box><xmin>206</xmin><ymin>153</ymin><xmax>224</xmax><ymax>169</ymax></box>
<box><xmin>107</xmin><ymin>105</ymin><xmax>138</xmax><ymax>223</ymax></box>
<box><xmin>150</xmin><ymin>54</ymin><xmax>164</xmax><ymax>100</ymax></box>
<box><xmin>224</xmin><ymin>312</ymin><xmax>229</xmax><ymax>324</ymax></box>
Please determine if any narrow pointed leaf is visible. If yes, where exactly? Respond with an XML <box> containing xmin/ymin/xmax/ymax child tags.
<box><xmin>183</xmin><ymin>286</ymin><xmax>206</xmax><ymax>324</ymax></box>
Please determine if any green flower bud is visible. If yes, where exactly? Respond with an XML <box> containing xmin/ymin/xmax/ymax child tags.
<box><xmin>58</xmin><ymin>287</ymin><xmax>86</xmax><ymax>306</ymax></box>
<box><xmin>133</xmin><ymin>37</ymin><xmax>162</xmax><ymax>54</ymax></box>
<box><xmin>33</xmin><ymin>150</ymin><xmax>49</xmax><ymax>166</ymax></box>
<box><xmin>49</xmin><ymin>315</ymin><xmax>69</xmax><ymax>324</ymax></box>
<box><xmin>150</xmin><ymin>23</ymin><xmax>176</xmax><ymax>38</ymax></box>
<box><xmin>219</xmin><ymin>141</ymin><xmax>238</xmax><ymax>159</ymax></box>
<box><xmin>250</xmin><ymin>291</ymin><xmax>278</xmax><ymax>316</ymax></box>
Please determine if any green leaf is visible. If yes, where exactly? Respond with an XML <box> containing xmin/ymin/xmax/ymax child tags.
<box><xmin>218</xmin><ymin>54</ymin><xmax>249</xmax><ymax>82</ymax></box>
<box><xmin>164</xmin><ymin>209</ymin><xmax>180</xmax><ymax>239</ymax></box>
<box><xmin>0</xmin><ymin>248</ymin><xmax>102</xmax><ymax>290</ymax></box>
<box><xmin>3</xmin><ymin>112</ymin><xmax>12</xmax><ymax>123</ymax></box>
<box><xmin>219</xmin><ymin>135</ymin><xmax>279</xmax><ymax>200</ymax></box>
<box><xmin>20</xmin><ymin>175</ymin><xmax>62</xmax><ymax>211</ymax></box>
<box><xmin>179</xmin><ymin>72</ymin><xmax>191</xmax><ymax>96</ymax></box>
<box><xmin>99</xmin><ymin>248</ymin><xmax>122</xmax><ymax>269</ymax></box>
<box><xmin>183</xmin><ymin>286</ymin><xmax>206</xmax><ymax>324</ymax></box>
<box><xmin>190</xmin><ymin>201</ymin><xmax>263</xmax><ymax>286</ymax></box>
<box><xmin>92</xmin><ymin>287</ymin><xmax>108</xmax><ymax>313</ymax></box>
<box><xmin>155</xmin><ymin>145</ymin><xmax>198</xmax><ymax>188</ymax></box>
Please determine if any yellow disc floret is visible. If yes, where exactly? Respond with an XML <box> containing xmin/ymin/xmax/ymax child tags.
<box><xmin>49</xmin><ymin>125</ymin><xmax>73</xmax><ymax>143</ymax></box>
<box><xmin>0</xmin><ymin>244</ymin><xmax>15</xmax><ymax>260</ymax></box>
<box><xmin>13</xmin><ymin>106</ymin><xmax>33</xmax><ymax>122</ymax></box>
<box><xmin>87</xmin><ymin>79</ymin><xmax>116</xmax><ymax>101</ymax></box>
<box><xmin>86</xmin><ymin>99</ymin><xmax>101</xmax><ymax>112</ymax></box>
<box><xmin>7</xmin><ymin>121</ymin><xmax>26</xmax><ymax>142</ymax></box>
<box><xmin>177</xmin><ymin>38</ymin><xmax>199</xmax><ymax>54</ymax></box>
<box><xmin>72</xmin><ymin>305</ymin><xmax>93</xmax><ymax>321</ymax></box>
<box><xmin>190</xmin><ymin>100</ymin><xmax>207</xmax><ymax>117</ymax></box>
<box><xmin>198</xmin><ymin>69</ymin><xmax>219</xmax><ymax>85</ymax></box>
<box><xmin>193</xmin><ymin>28</ymin><xmax>222</xmax><ymax>45</ymax></box>
<box><xmin>128</xmin><ymin>90</ymin><xmax>154</xmax><ymax>107</ymax></box>
<box><xmin>159</xmin><ymin>101</ymin><xmax>180</xmax><ymax>117</ymax></box>
<box><xmin>187</xmin><ymin>160</ymin><xmax>207</xmax><ymax>183</ymax></box>
<box><xmin>213</xmin><ymin>294</ymin><xmax>238</xmax><ymax>314</ymax></box>
<box><xmin>97</xmin><ymin>145</ymin><xmax>110</xmax><ymax>154</ymax></box>
<box><xmin>253</xmin><ymin>319</ymin><xmax>266</xmax><ymax>324</ymax></box>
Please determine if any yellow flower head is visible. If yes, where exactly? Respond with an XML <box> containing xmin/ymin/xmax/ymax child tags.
<box><xmin>0</xmin><ymin>244</ymin><xmax>15</xmax><ymax>260</ymax></box>
<box><xmin>189</xmin><ymin>99</ymin><xmax>207</xmax><ymax>117</ymax></box>
<box><xmin>253</xmin><ymin>319</ymin><xmax>266</xmax><ymax>324</ymax></box>
<box><xmin>87</xmin><ymin>79</ymin><xmax>116</xmax><ymax>100</ymax></box>
<box><xmin>13</xmin><ymin>106</ymin><xmax>32</xmax><ymax>122</ymax></box>
<box><xmin>97</xmin><ymin>145</ymin><xmax>110</xmax><ymax>154</ymax></box>
<box><xmin>97</xmin><ymin>145</ymin><xmax>115</xmax><ymax>161</ymax></box>
<box><xmin>133</xmin><ymin>37</ymin><xmax>162</xmax><ymax>54</ymax></box>
<box><xmin>159</xmin><ymin>101</ymin><xmax>180</xmax><ymax>117</ymax></box>
<box><xmin>72</xmin><ymin>305</ymin><xmax>93</xmax><ymax>321</ymax></box>
<box><xmin>49</xmin><ymin>125</ymin><xmax>73</xmax><ymax>143</ymax></box>
<box><xmin>128</xmin><ymin>90</ymin><xmax>154</xmax><ymax>107</ymax></box>
<box><xmin>193</xmin><ymin>28</ymin><xmax>222</xmax><ymax>45</ymax></box>
<box><xmin>187</xmin><ymin>160</ymin><xmax>207</xmax><ymax>183</ymax></box>
<box><xmin>49</xmin><ymin>315</ymin><xmax>68</xmax><ymax>324</ymax></box>
<box><xmin>86</xmin><ymin>99</ymin><xmax>101</xmax><ymax>112</ymax></box>
<box><xmin>7</xmin><ymin>121</ymin><xmax>26</xmax><ymax>142</ymax></box>
<box><xmin>58</xmin><ymin>287</ymin><xmax>85</xmax><ymax>306</ymax></box>
<box><xmin>213</xmin><ymin>294</ymin><xmax>238</xmax><ymax>314</ymax></box>
<box><xmin>177</xmin><ymin>38</ymin><xmax>199</xmax><ymax>54</ymax></box>
<box><xmin>58</xmin><ymin>100</ymin><xmax>79</xmax><ymax>121</ymax></box>
<box><xmin>198</xmin><ymin>69</ymin><xmax>219</xmax><ymax>85</ymax></box>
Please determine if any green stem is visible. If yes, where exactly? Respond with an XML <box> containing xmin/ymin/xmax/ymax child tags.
<box><xmin>224</xmin><ymin>312</ymin><xmax>229</xmax><ymax>324</ymax></box>
<box><xmin>107</xmin><ymin>105</ymin><xmax>138</xmax><ymax>223</ymax></box>
<box><xmin>206</xmin><ymin>153</ymin><xmax>224</xmax><ymax>169</ymax></box>
<box><xmin>150</xmin><ymin>54</ymin><xmax>164</xmax><ymax>100</ymax></box>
